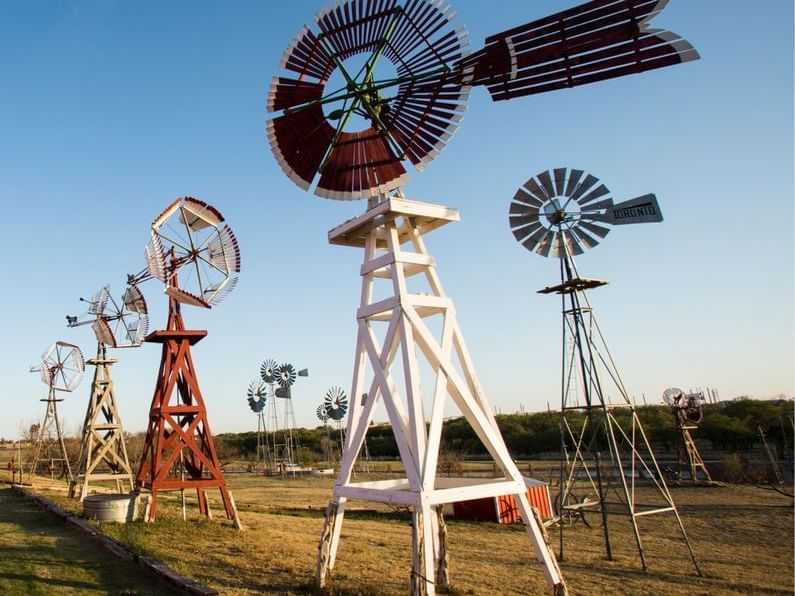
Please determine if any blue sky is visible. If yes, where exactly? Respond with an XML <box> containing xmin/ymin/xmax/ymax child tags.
<box><xmin>0</xmin><ymin>1</ymin><xmax>792</xmax><ymax>441</ymax></box>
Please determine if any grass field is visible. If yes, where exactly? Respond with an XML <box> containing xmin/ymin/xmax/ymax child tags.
<box><xmin>0</xmin><ymin>486</ymin><xmax>174</xmax><ymax>594</ymax></box>
<box><xmin>4</xmin><ymin>467</ymin><xmax>792</xmax><ymax>596</ymax></box>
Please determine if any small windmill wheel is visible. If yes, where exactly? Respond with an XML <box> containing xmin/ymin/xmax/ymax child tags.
<box><xmin>260</xmin><ymin>359</ymin><xmax>279</xmax><ymax>384</ymax></box>
<box><xmin>316</xmin><ymin>404</ymin><xmax>330</xmax><ymax>423</ymax></box>
<box><xmin>132</xmin><ymin>197</ymin><xmax>241</xmax><ymax>308</ymax></box>
<box><xmin>324</xmin><ymin>386</ymin><xmax>349</xmax><ymax>421</ymax></box>
<box><xmin>67</xmin><ymin>284</ymin><xmax>149</xmax><ymax>348</ymax></box>
<box><xmin>31</xmin><ymin>341</ymin><xmax>85</xmax><ymax>392</ymax></box>
<box><xmin>247</xmin><ymin>379</ymin><xmax>268</xmax><ymax>413</ymax></box>
<box><xmin>510</xmin><ymin>167</ymin><xmax>663</xmax><ymax>259</ymax></box>
<box><xmin>276</xmin><ymin>363</ymin><xmax>297</xmax><ymax>388</ymax></box>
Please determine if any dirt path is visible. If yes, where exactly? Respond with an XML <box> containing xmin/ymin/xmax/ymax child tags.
<box><xmin>0</xmin><ymin>486</ymin><xmax>174</xmax><ymax>595</ymax></box>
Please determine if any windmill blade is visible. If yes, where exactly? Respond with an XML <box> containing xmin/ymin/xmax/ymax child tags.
<box><xmin>564</xmin><ymin>169</ymin><xmax>585</xmax><ymax>196</ymax></box>
<box><xmin>519</xmin><ymin>225</ymin><xmax>549</xmax><ymax>252</ymax></box>
<box><xmin>267</xmin><ymin>105</ymin><xmax>336</xmax><ymax>192</ymax></box>
<box><xmin>122</xmin><ymin>285</ymin><xmax>148</xmax><ymax>315</ymax></box>
<box><xmin>570</xmin><ymin>226</ymin><xmax>601</xmax><ymax>250</ymax></box>
<box><xmin>537</xmin><ymin>170</ymin><xmax>557</xmax><ymax>200</ymax></box>
<box><xmin>568</xmin><ymin>173</ymin><xmax>600</xmax><ymax>203</ymax></box>
<box><xmin>207</xmin><ymin>224</ymin><xmax>242</xmax><ymax>275</ymax></box>
<box><xmin>466</xmin><ymin>0</ymin><xmax>699</xmax><ymax>102</ymax></box>
<box><xmin>536</xmin><ymin>229</ymin><xmax>555</xmax><ymax>257</ymax></box>
<box><xmin>578</xmin><ymin>219</ymin><xmax>611</xmax><ymax>239</ymax></box>
<box><xmin>92</xmin><ymin>319</ymin><xmax>116</xmax><ymax>348</ymax></box>
<box><xmin>578</xmin><ymin>183</ymin><xmax>611</xmax><ymax>206</ymax></box>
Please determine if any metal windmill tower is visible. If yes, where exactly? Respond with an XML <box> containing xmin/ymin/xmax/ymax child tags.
<box><xmin>273</xmin><ymin>362</ymin><xmax>309</xmax><ymax>472</ymax></box>
<box><xmin>247</xmin><ymin>379</ymin><xmax>270</xmax><ymax>470</ymax></box>
<box><xmin>267</xmin><ymin>0</ymin><xmax>698</xmax><ymax>592</ymax></box>
<box><xmin>127</xmin><ymin>196</ymin><xmax>242</xmax><ymax>527</ymax></box>
<box><xmin>508</xmin><ymin>166</ymin><xmax>700</xmax><ymax>574</ymax></box>
<box><xmin>65</xmin><ymin>284</ymin><xmax>149</xmax><ymax>500</ymax></box>
<box><xmin>316</xmin><ymin>402</ymin><xmax>333</xmax><ymax>464</ymax></box>
<box><xmin>662</xmin><ymin>387</ymin><xmax>712</xmax><ymax>483</ymax></box>
<box><xmin>28</xmin><ymin>341</ymin><xmax>85</xmax><ymax>483</ymax></box>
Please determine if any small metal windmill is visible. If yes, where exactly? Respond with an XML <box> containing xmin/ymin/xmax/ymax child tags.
<box><xmin>65</xmin><ymin>284</ymin><xmax>148</xmax><ymax>500</ymax></box>
<box><xmin>662</xmin><ymin>388</ymin><xmax>712</xmax><ymax>483</ymax></box>
<box><xmin>509</xmin><ymin>167</ymin><xmax>699</xmax><ymax>574</ymax></box>
<box><xmin>325</xmin><ymin>386</ymin><xmax>349</xmax><ymax>461</ymax></box>
<box><xmin>28</xmin><ymin>341</ymin><xmax>85</xmax><ymax>483</ymax></box>
<box><xmin>247</xmin><ymin>379</ymin><xmax>270</xmax><ymax>471</ymax></box>
<box><xmin>316</xmin><ymin>402</ymin><xmax>333</xmax><ymax>464</ymax></box>
<box><xmin>268</xmin><ymin>1</ymin><xmax>698</xmax><ymax>593</ymax></box>
<box><xmin>126</xmin><ymin>196</ymin><xmax>242</xmax><ymax>527</ymax></box>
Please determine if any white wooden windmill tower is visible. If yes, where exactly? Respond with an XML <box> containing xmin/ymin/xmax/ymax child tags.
<box><xmin>265</xmin><ymin>0</ymin><xmax>698</xmax><ymax>591</ymax></box>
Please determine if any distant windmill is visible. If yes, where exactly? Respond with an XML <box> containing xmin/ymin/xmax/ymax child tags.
<box><xmin>66</xmin><ymin>284</ymin><xmax>148</xmax><ymax>500</ymax></box>
<box><xmin>662</xmin><ymin>388</ymin><xmax>712</xmax><ymax>483</ymax></box>
<box><xmin>510</xmin><ymin>166</ymin><xmax>700</xmax><ymax>575</ymax></box>
<box><xmin>28</xmin><ymin>341</ymin><xmax>85</xmax><ymax>483</ymax></box>
<box><xmin>247</xmin><ymin>379</ymin><xmax>270</xmax><ymax>470</ymax></box>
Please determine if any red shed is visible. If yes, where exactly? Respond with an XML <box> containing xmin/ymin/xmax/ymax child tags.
<box><xmin>452</xmin><ymin>477</ymin><xmax>553</xmax><ymax>523</ymax></box>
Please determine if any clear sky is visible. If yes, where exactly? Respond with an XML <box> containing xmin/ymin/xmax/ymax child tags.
<box><xmin>0</xmin><ymin>1</ymin><xmax>792</xmax><ymax>441</ymax></box>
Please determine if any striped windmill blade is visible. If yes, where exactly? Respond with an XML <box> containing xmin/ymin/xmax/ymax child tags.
<box><xmin>87</xmin><ymin>285</ymin><xmax>110</xmax><ymax>316</ymax></box>
<box><xmin>268</xmin><ymin>0</ymin><xmax>471</xmax><ymax>200</ymax></box>
<box><xmin>509</xmin><ymin>194</ymin><xmax>544</xmax><ymax>252</ymax></box>
<box><xmin>145</xmin><ymin>233</ymin><xmax>166</xmax><ymax>282</ymax></box>
<box><xmin>317</xmin><ymin>403</ymin><xmax>330</xmax><ymax>423</ymax></box>
<box><xmin>122</xmin><ymin>285</ymin><xmax>148</xmax><ymax>315</ymax></box>
<box><xmin>207</xmin><ymin>224</ymin><xmax>242</xmax><ymax>275</ymax></box>
<box><xmin>203</xmin><ymin>276</ymin><xmax>238</xmax><ymax>307</ymax></box>
<box><xmin>92</xmin><ymin>318</ymin><xmax>116</xmax><ymax>348</ymax></box>
<box><xmin>465</xmin><ymin>0</ymin><xmax>699</xmax><ymax>102</ymax></box>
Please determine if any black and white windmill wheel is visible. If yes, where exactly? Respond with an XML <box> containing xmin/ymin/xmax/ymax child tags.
<box><xmin>260</xmin><ymin>358</ymin><xmax>278</xmax><ymax>384</ymax></box>
<box><xmin>247</xmin><ymin>379</ymin><xmax>268</xmax><ymax>413</ymax></box>
<box><xmin>324</xmin><ymin>386</ymin><xmax>348</xmax><ymax>421</ymax></box>
<box><xmin>509</xmin><ymin>167</ymin><xmax>663</xmax><ymax>259</ymax></box>
<box><xmin>316</xmin><ymin>403</ymin><xmax>330</xmax><ymax>423</ymax></box>
<box><xmin>276</xmin><ymin>363</ymin><xmax>297</xmax><ymax>388</ymax></box>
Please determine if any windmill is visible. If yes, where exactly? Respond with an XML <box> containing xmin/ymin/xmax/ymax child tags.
<box><xmin>267</xmin><ymin>1</ymin><xmax>697</xmax><ymax>592</ymax></box>
<box><xmin>316</xmin><ymin>402</ymin><xmax>333</xmax><ymax>464</ymax></box>
<box><xmin>325</xmin><ymin>386</ymin><xmax>349</xmax><ymax>461</ymax></box>
<box><xmin>662</xmin><ymin>387</ymin><xmax>712</xmax><ymax>483</ymax></box>
<box><xmin>65</xmin><ymin>284</ymin><xmax>148</xmax><ymax>500</ymax></box>
<box><xmin>126</xmin><ymin>196</ymin><xmax>242</xmax><ymax>527</ymax></box>
<box><xmin>274</xmin><ymin>362</ymin><xmax>309</xmax><ymax>472</ymax></box>
<box><xmin>509</xmin><ymin>166</ymin><xmax>700</xmax><ymax>574</ymax></box>
<box><xmin>255</xmin><ymin>359</ymin><xmax>308</xmax><ymax>473</ymax></box>
<box><xmin>28</xmin><ymin>341</ymin><xmax>85</xmax><ymax>483</ymax></box>
<box><xmin>247</xmin><ymin>379</ymin><xmax>270</xmax><ymax>471</ymax></box>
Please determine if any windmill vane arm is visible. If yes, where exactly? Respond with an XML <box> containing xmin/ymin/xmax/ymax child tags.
<box><xmin>464</xmin><ymin>0</ymin><xmax>699</xmax><ymax>102</ymax></box>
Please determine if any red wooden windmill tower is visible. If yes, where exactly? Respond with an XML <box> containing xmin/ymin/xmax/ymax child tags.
<box><xmin>128</xmin><ymin>197</ymin><xmax>242</xmax><ymax>526</ymax></box>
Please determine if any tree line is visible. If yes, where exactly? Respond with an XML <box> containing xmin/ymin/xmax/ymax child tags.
<box><xmin>217</xmin><ymin>398</ymin><xmax>794</xmax><ymax>462</ymax></box>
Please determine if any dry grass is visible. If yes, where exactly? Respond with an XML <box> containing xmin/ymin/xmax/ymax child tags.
<box><xmin>7</xmin><ymin>469</ymin><xmax>793</xmax><ymax>596</ymax></box>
